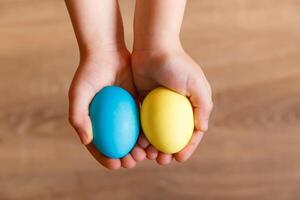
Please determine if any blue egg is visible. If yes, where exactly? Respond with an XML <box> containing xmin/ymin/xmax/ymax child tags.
<box><xmin>89</xmin><ymin>86</ymin><xmax>140</xmax><ymax>159</ymax></box>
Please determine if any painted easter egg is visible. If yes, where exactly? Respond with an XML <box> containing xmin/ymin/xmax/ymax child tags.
<box><xmin>89</xmin><ymin>86</ymin><xmax>139</xmax><ymax>159</ymax></box>
<box><xmin>141</xmin><ymin>87</ymin><xmax>194</xmax><ymax>154</ymax></box>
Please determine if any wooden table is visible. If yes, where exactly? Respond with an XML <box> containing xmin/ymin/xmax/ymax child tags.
<box><xmin>0</xmin><ymin>0</ymin><xmax>299</xmax><ymax>199</ymax></box>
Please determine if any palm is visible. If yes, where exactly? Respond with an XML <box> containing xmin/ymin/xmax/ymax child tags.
<box><xmin>132</xmin><ymin>50</ymin><xmax>212</xmax><ymax>164</ymax></box>
<box><xmin>69</xmin><ymin>49</ymin><xmax>146</xmax><ymax>169</ymax></box>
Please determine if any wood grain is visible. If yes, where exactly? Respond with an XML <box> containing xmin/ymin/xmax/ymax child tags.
<box><xmin>0</xmin><ymin>0</ymin><xmax>300</xmax><ymax>199</ymax></box>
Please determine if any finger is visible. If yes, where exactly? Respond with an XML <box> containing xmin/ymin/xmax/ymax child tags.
<box><xmin>86</xmin><ymin>143</ymin><xmax>121</xmax><ymax>170</ymax></box>
<box><xmin>130</xmin><ymin>145</ymin><xmax>146</xmax><ymax>162</ymax></box>
<box><xmin>69</xmin><ymin>82</ymin><xmax>96</xmax><ymax>145</ymax></box>
<box><xmin>121</xmin><ymin>154</ymin><xmax>137</xmax><ymax>169</ymax></box>
<box><xmin>146</xmin><ymin>145</ymin><xmax>159</xmax><ymax>160</ymax></box>
<box><xmin>69</xmin><ymin>114</ymin><xmax>92</xmax><ymax>145</ymax></box>
<box><xmin>174</xmin><ymin>130</ymin><xmax>204</xmax><ymax>162</ymax></box>
<box><xmin>156</xmin><ymin>153</ymin><xmax>173</xmax><ymax>165</ymax></box>
<box><xmin>138</xmin><ymin>134</ymin><xmax>150</xmax><ymax>149</ymax></box>
<box><xmin>187</xmin><ymin>77</ymin><xmax>213</xmax><ymax>132</ymax></box>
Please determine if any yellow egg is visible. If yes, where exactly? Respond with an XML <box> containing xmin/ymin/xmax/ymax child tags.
<box><xmin>141</xmin><ymin>87</ymin><xmax>194</xmax><ymax>154</ymax></box>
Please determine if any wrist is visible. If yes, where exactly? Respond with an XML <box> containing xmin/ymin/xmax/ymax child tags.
<box><xmin>78</xmin><ymin>39</ymin><xmax>127</xmax><ymax>58</ymax></box>
<box><xmin>79</xmin><ymin>45</ymin><xmax>130</xmax><ymax>65</ymax></box>
<box><xmin>133</xmin><ymin>33</ymin><xmax>182</xmax><ymax>52</ymax></box>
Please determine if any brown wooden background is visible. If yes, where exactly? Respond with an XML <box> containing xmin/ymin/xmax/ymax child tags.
<box><xmin>0</xmin><ymin>0</ymin><xmax>300</xmax><ymax>199</ymax></box>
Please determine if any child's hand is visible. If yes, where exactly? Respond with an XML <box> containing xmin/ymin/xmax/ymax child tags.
<box><xmin>68</xmin><ymin>49</ymin><xmax>146</xmax><ymax>169</ymax></box>
<box><xmin>131</xmin><ymin>0</ymin><xmax>213</xmax><ymax>165</ymax></box>
<box><xmin>131</xmin><ymin>46</ymin><xmax>213</xmax><ymax>165</ymax></box>
<box><xmin>65</xmin><ymin>0</ymin><xmax>147</xmax><ymax>170</ymax></box>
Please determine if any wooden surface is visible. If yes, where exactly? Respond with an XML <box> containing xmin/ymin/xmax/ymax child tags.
<box><xmin>0</xmin><ymin>0</ymin><xmax>300</xmax><ymax>199</ymax></box>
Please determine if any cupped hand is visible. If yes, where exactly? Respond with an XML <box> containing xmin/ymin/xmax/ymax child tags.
<box><xmin>68</xmin><ymin>49</ymin><xmax>146</xmax><ymax>170</ymax></box>
<box><xmin>131</xmin><ymin>46</ymin><xmax>213</xmax><ymax>165</ymax></box>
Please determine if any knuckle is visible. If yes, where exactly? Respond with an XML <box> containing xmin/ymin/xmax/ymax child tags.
<box><xmin>208</xmin><ymin>101</ymin><xmax>214</xmax><ymax>111</ymax></box>
<box><xmin>203</xmin><ymin>100</ymin><xmax>214</xmax><ymax>113</ymax></box>
<box><xmin>68</xmin><ymin>114</ymin><xmax>82</xmax><ymax>129</ymax></box>
<box><xmin>206</xmin><ymin>82</ymin><xmax>212</xmax><ymax>95</ymax></box>
<box><xmin>199</xmin><ymin>102</ymin><xmax>213</xmax><ymax>122</ymax></box>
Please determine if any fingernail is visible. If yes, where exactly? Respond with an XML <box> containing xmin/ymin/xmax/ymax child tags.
<box><xmin>138</xmin><ymin>135</ymin><xmax>149</xmax><ymax>148</ymax></box>
<box><xmin>201</xmin><ymin>120</ymin><xmax>209</xmax><ymax>131</ymax></box>
<box><xmin>131</xmin><ymin>147</ymin><xmax>146</xmax><ymax>162</ymax></box>
<box><xmin>78</xmin><ymin>130</ymin><xmax>90</xmax><ymax>145</ymax></box>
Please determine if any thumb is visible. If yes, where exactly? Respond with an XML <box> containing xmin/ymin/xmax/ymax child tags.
<box><xmin>187</xmin><ymin>77</ymin><xmax>213</xmax><ymax>132</ymax></box>
<box><xmin>68</xmin><ymin>83</ymin><xmax>95</xmax><ymax>145</ymax></box>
